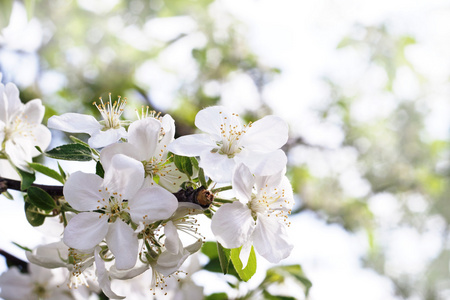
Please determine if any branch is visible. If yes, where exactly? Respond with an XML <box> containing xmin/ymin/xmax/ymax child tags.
<box><xmin>0</xmin><ymin>176</ymin><xmax>213</xmax><ymax>207</ymax></box>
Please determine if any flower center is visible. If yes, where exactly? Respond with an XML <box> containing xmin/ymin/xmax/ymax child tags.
<box><xmin>93</xmin><ymin>93</ymin><xmax>126</xmax><ymax>130</ymax></box>
<box><xmin>212</xmin><ymin>112</ymin><xmax>252</xmax><ymax>157</ymax></box>
<box><xmin>96</xmin><ymin>187</ymin><xmax>130</xmax><ymax>223</ymax></box>
<box><xmin>3</xmin><ymin>113</ymin><xmax>34</xmax><ymax>143</ymax></box>
<box><xmin>248</xmin><ymin>187</ymin><xmax>291</xmax><ymax>224</ymax></box>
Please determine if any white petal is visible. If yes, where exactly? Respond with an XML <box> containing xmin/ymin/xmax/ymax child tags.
<box><xmin>18</xmin><ymin>99</ymin><xmax>45</xmax><ymax>125</ymax></box>
<box><xmin>105</xmin><ymin>220</ymin><xmax>138</xmax><ymax>270</ymax></box>
<box><xmin>95</xmin><ymin>246</ymin><xmax>125</xmax><ymax>299</ymax></box>
<box><xmin>211</xmin><ymin>202</ymin><xmax>255</xmax><ymax>249</ymax></box>
<box><xmin>255</xmin><ymin>169</ymin><xmax>284</xmax><ymax>192</ymax></box>
<box><xmin>47</xmin><ymin>113</ymin><xmax>101</xmax><ymax>135</ymax></box>
<box><xmin>88</xmin><ymin>127</ymin><xmax>127</xmax><ymax>148</ymax></box>
<box><xmin>160</xmin><ymin>114</ymin><xmax>175</xmax><ymax>145</ymax></box>
<box><xmin>232</xmin><ymin>163</ymin><xmax>254</xmax><ymax>203</ymax></box>
<box><xmin>164</xmin><ymin>221</ymin><xmax>182</xmax><ymax>254</ymax></box>
<box><xmin>100</xmin><ymin>143</ymin><xmax>141</xmax><ymax>172</ymax></box>
<box><xmin>239</xmin><ymin>240</ymin><xmax>253</xmax><ymax>269</ymax></box>
<box><xmin>199</xmin><ymin>150</ymin><xmax>235</xmax><ymax>183</ymax></box>
<box><xmin>26</xmin><ymin>241</ymin><xmax>69</xmax><ymax>269</ymax></box>
<box><xmin>0</xmin><ymin>159</ymin><xmax>20</xmax><ymax>180</ymax></box>
<box><xmin>236</xmin><ymin>149</ymin><xmax>287</xmax><ymax>177</ymax></box>
<box><xmin>63</xmin><ymin>172</ymin><xmax>104</xmax><ymax>211</ymax></box>
<box><xmin>0</xmin><ymin>267</ymin><xmax>33</xmax><ymax>300</ymax></box>
<box><xmin>63</xmin><ymin>212</ymin><xmax>109</xmax><ymax>251</ymax></box>
<box><xmin>253</xmin><ymin>215</ymin><xmax>293</xmax><ymax>263</ymax></box>
<box><xmin>30</xmin><ymin>124</ymin><xmax>52</xmax><ymax>156</ymax></box>
<box><xmin>195</xmin><ymin>106</ymin><xmax>231</xmax><ymax>138</ymax></box>
<box><xmin>168</xmin><ymin>134</ymin><xmax>215</xmax><ymax>156</ymax></box>
<box><xmin>102</xmin><ymin>154</ymin><xmax>144</xmax><ymax>199</ymax></box>
<box><xmin>157</xmin><ymin>162</ymin><xmax>189</xmax><ymax>193</ymax></box>
<box><xmin>128</xmin><ymin>117</ymin><xmax>161</xmax><ymax>157</ymax></box>
<box><xmin>128</xmin><ymin>185</ymin><xmax>178</xmax><ymax>223</ymax></box>
<box><xmin>0</xmin><ymin>83</ymin><xmax>23</xmax><ymax>123</ymax></box>
<box><xmin>5</xmin><ymin>138</ymin><xmax>32</xmax><ymax>171</ymax></box>
<box><xmin>240</xmin><ymin>115</ymin><xmax>288</xmax><ymax>151</ymax></box>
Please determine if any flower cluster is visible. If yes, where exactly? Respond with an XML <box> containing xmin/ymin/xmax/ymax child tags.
<box><xmin>0</xmin><ymin>80</ymin><xmax>294</xmax><ymax>299</ymax></box>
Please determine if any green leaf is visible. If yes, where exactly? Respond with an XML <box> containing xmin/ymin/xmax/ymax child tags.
<box><xmin>29</xmin><ymin>162</ymin><xmax>65</xmax><ymax>184</ymax></box>
<box><xmin>230</xmin><ymin>245</ymin><xmax>257</xmax><ymax>282</ymax></box>
<box><xmin>265</xmin><ymin>265</ymin><xmax>312</xmax><ymax>297</ymax></box>
<box><xmin>2</xmin><ymin>190</ymin><xmax>14</xmax><ymax>200</ymax></box>
<box><xmin>24</xmin><ymin>0</ymin><xmax>36</xmax><ymax>20</ymax></box>
<box><xmin>189</xmin><ymin>156</ymin><xmax>199</xmax><ymax>170</ymax></box>
<box><xmin>198</xmin><ymin>167</ymin><xmax>208</xmax><ymax>188</ymax></box>
<box><xmin>24</xmin><ymin>201</ymin><xmax>46</xmax><ymax>227</ymax></box>
<box><xmin>69</xmin><ymin>135</ymin><xmax>90</xmax><ymax>148</ymax></box>
<box><xmin>201</xmin><ymin>241</ymin><xmax>218</xmax><ymax>260</ymax></box>
<box><xmin>0</xmin><ymin>0</ymin><xmax>13</xmax><ymax>28</ymax></box>
<box><xmin>57</xmin><ymin>162</ymin><xmax>67</xmax><ymax>182</ymax></box>
<box><xmin>27</xmin><ymin>186</ymin><xmax>56</xmax><ymax>211</ymax></box>
<box><xmin>45</xmin><ymin>144</ymin><xmax>93</xmax><ymax>161</ymax></box>
<box><xmin>205</xmin><ymin>293</ymin><xmax>228</xmax><ymax>300</ymax></box>
<box><xmin>217</xmin><ymin>242</ymin><xmax>231</xmax><ymax>274</ymax></box>
<box><xmin>17</xmin><ymin>169</ymin><xmax>36</xmax><ymax>191</ymax></box>
<box><xmin>262</xmin><ymin>290</ymin><xmax>296</xmax><ymax>300</ymax></box>
<box><xmin>96</xmin><ymin>161</ymin><xmax>105</xmax><ymax>178</ymax></box>
<box><xmin>173</xmin><ymin>155</ymin><xmax>193</xmax><ymax>177</ymax></box>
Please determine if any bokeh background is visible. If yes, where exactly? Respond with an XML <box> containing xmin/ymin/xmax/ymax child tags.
<box><xmin>1</xmin><ymin>0</ymin><xmax>450</xmax><ymax>299</ymax></box>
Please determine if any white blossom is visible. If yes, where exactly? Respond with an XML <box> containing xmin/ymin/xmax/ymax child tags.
<box><xmin>47</xmin><ymin>93</ymin><xmax>128</xmax><ymax>148</ymax></box>
<box><xmin>211</xmin><ymin>163</ymin><xmax>294</xmax><ymax>266</ymax></box>
<box><xmin>168</xmin><ymin>106</ymin><xmax>288</xmax><ymax>182</ymax></box>
<box><xmin>0</xmin><ymin>80</ymin><xmax>51</xmax><ymax>173</ymax></box>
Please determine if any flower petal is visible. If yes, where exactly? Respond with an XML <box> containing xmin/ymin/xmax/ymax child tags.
<box><xmin>252</xmin><ymin>215</ymin><xmax>293</xmax><ymax>263</ymax></box>
<box><xmin>63</xmin><ymin>212</ymin><xmax>108</xmax><ymax>251</ymax></box>
<box><xmin>128</xmin><ymin>185</ymin><xmax>178</xmax><ymax>224</ymax></box>
<box><xmin>127</xmin><ymin>117</ymin><xmax>161</xmax><ymax>158</ymax></box>
<box><xmin>164</xmin><ymin>221</ymin><xmax>182</xmax><ymax>254</ymax></box>
<box><xmin>199</xmin><ymin>150</ymin><xmax>236</xmax><ymax>183</ymax></box>
<box><xmin>168</xmin><ymin>134</ymin><xmax>215</xmax><ymax>157</ymax></box>
<box><xmin>63</xmin><ymin>172</ymin><xmax>104</xmax><ymax>211</ymax></box>
<box><xmin>18</xmin><ymin>99</ymin><xmax>45</xmax><ymax>125</ymax></box>
<box><xmin>0</xmin><ymin>83</ymin><xmax>22</xmax><ymax>123</ymax></box>
<box><xmin>5</xmin><ymin>138</ymin><xmax>32</xmax><ymax>171</ymax></box>
<box><xmin>102</xmin><ymin>154</ymin><xmax>144</xmax><ymax>200</ymax></box>
<box><xmin>240</xmin><ymin>115</ymin><xmax>288</xmax><ymax>151</ymax></box>
<box><xmin>95</xmin><ymin>246</ymin><xmax>125</xmax><ymax>299</ymax></box>
<box><xmin>211</xmin><ymin>201</ymin><xmax>255</xmax><ymax>249</ymax></box>
<box><xmin>100</xmin><ymin>143</ymin><xmax>141</xmax><ymax>172</ymax></box>
<box><xmin>232</xmin><ymin>163</ymin><xmax>255</xmax><ymax>204</ymax></box>
<box><xmin>30</xmin><ymin>124</ymin><xmax>52</xmax><ymax>156</ymax></box>
<box><xmin>195</xmin><ymin>106</ymin><xmax>231</xmax><ymax>138</ymax></box>
<box><xmin>236</xmin><ymin>149</ymin><xmax>287</xmax><ymax>177</ymax></box>
<box><xmin>88</xmin><ymin>127</ymin><xmax>127</xmax><ymax>148</ymax></box>
<box><xmin>26</xmin><ymin>241</ymin><xmax>69</xmax><ymax>269</ymax></box>
<box><xmin>105</xmin><ymin>220</ymin><xmax>138</xmax><ymax>270</ymax></box>
<box><xmin>47</xmin><ymin>113</ymin><xmax>101</xmax><ymax>135</ymax></box>
<box><xmin>239</xmin><ymin>240</ymin><xmax>253</xmax><ymax>269</ymax></box>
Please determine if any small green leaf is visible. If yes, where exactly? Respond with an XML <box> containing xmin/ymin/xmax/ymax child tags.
<box><xmin>205</xmin><ymin>293</ymin><xmax>228</xmax><ymax>300</ymax></box>
<box><xmin>0</xmin><ymin>0</ymin><xmax>13</xmax><ymax>28</ymax></box>
<box><xmin>198</xmin><ymin>167</ymin><xmax>208</xmax><ymax>188</ymax></box>
<box><xmin>262</xmin><ymin>290</ymin><xmax>296</xmax><ymax>300</ymax></box>
<box><xmin>174</xmin><ymin>155</ymin><xmax>193</xmax><ymax>177</ymax></box>
<box><xmin>29</xmin><ymin>163</ymin><xmax>65</xmax><ymax>184</ymax></box>
<box><xmin>201</xmin><ymin>241</ymin><xmax>218</xmax><ymax>260</ymax></box>
<box><xmin>265</xmin><ymin>265</ymin><xmax>312</xmax><ymax>297</ymax></box>
<box><xmin>27</xmin><ymin>186</ymin><xmax>56</xmax><ymax>211</ymax></box>
<box><xmin>24</xmin><ymin>201</ymin><xmax>46</xmax><ymax>227</ymax></box>
<box><xmin>230</xmin><ymin>245</ymin><xmax>257</xmax><ymax>282</ymax></box>
<box><xmin>69</xmin><ymin>135</ymin><xmax>90</xmax><ymax>147</ymax></box>
<box><xmin>24</xmin><ymin>0</ymin><xmax>36</xmax><ymax>20</ymax></box>
<box><xmin>189</xmin><ymin>157</ymin><xmax>199</xmax><ymax>170</ymax></box>
<box><xmin>96</xmin><ymin>161</ymin><xmax>105</xmax><ymax>178</ymax></box>
<box><xmin>217</xmin><ymin>242</ymin><xmax>231</xmax><ymax>274</ymax></box>
<box><xmin>45</xmin><ymin>144</ymin><xmax>93</xmax><ymax>161</ymax></box>
<box><xmin>17</xmin><ymin>169</ymin><xmax>36</xmax><ymax>191</ymax></box>
<box><xmin>57</xmin><ymin>162</ymin><xmax>67</xmax><ymax>181</ymax></box>
<box><xmin>2</xmin><ymin>190</ymin><xmax>14</xmax><ymax>200</ymax></box>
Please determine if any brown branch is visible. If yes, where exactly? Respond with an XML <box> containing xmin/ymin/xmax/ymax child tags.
<box><xmin>0</xmin><ymin>177</ymin><xmax>212</xmax><ymax>208</ymax></box>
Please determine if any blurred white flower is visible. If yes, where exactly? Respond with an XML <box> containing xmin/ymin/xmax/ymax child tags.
<box><xmin>0</xmin><ymin>80</ymin><xmax>51</xmax><ymax>173</ymax></box>
<box><xmin>48</xmin><ymin>94</ymin><xmax>128</xmax><ymax>148</ymax></box>
<box><xmin>168</xmin><ymin>106</ymin><xmax>288</xmax><ymax>182</ymax></box>
<box><xmin>211</xmin><ymin>163</ymin><xmax>294</xmax><ymax>266</ymax></box>
<box><xmin>0</xmin><ymin>264</ymin><xmax>73</xmax><ymax>300</ymax></box>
